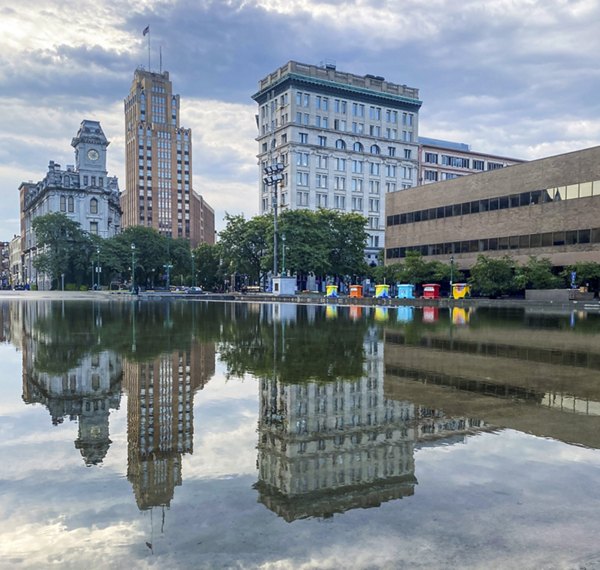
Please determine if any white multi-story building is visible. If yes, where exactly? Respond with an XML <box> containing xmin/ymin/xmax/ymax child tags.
<box><xmin>253</xmin><ymin>61</ymin><xmax>422</xmax><ymax>265</ymax></box>
<box><xmin>19</xmin><ymin>120</ymin><xmax>122</xmax><ymax>287</ymax></box>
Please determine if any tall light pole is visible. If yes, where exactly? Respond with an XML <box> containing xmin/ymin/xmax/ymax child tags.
<box><xmin>131</xmin><ymin>243</ymin><xmax>136</xmax><ymax>292</ymax></box>
<box><xmin>281</xmin><ymin>233</ymin><xmax>286</xmax><ymax>275</ymax></box>
<box><xmin>96</xmin><ymin>247</ymin><xmax>101</xmax><ymax>291</ymax></box>
<box><xmin>191</xmin><ymin>251</ymin><xmax>196</xmax><ymax>287</ymax></box>
<box><xmin>450</xmin><ymin>255</ymin><xmax>454</xmax><ymax>296</ymax></box>
<box><xmin>263</xmin><ymin>163</ymin><xmax>285</xmax><ymax>279</ymax></box>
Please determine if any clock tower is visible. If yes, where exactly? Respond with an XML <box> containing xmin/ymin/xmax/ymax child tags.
<box><xmin>71</xmin><ymin>119</ymin><xmax>109</xmax><ymax>188</ymax></box>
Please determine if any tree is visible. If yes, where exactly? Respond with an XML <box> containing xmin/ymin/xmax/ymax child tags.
<box><xmin>514</xmin><ymin>256</ymin><xmax>563</xmax><ymax>290</ymax></box>
<box><xmin>219</xmin><ymin>213</ymin><xmax>271</xmax><ymax>283</ymax></box>
<box><xmin>562</xmin><ymin>261</ymin><xmax>600</xmax><ymax>292</ymax></box>
<box><xmin>193</xmin><ymin>242</ymin><xmax>222</xmax><ymax>291</ymax></box>
<box><xmin>32</xmin><ymin>212</ymin><xmax>93</xmax><ymax>288</ymax></box>
<box><xmin>469</xmin><ymin>255</ymin><xmax>516</xmax><ymax>297</ymax></box>
<box><xmin>321</xmin><ymin>210</ymin><xmax>368</xmax><ymax>277</ymax></box>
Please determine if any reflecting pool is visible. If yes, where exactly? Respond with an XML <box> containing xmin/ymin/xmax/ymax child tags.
<box><xmin>2</xmin><ymin>298</ymin><xmax>600</xmax><ymax>569</ymax></box>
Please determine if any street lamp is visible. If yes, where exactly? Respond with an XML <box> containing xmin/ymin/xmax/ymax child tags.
<box><xmin>164</xmin><ymin>263</ymin><xmax>173</xmax><ymax>289</ymax></box>
<box><xmin>96</xmin><ymin>247</ymin><xmax>101</xmax><ymax>291</ymax></box>
<box><xmin>281</xmin><ymin>233</ymin><xmax>286</xmax><ymax>275</ymax></box>
<box><xmin>263</xmin><ymin>162</ymin><xmax>285</xmax><ymax>278</ymax></box>
<box><xmin>131</xmin><ymin>243</ymin><xmax>136</xmax><ymax>292</ymax></box>
<box><xmin>450</xmin><ymin>255</ymin><xmax>455</xmax><ymax>295</ymax></box>
<box><xmin>191</xmin><ymin>251</ymin><xmax>196</xmax><ymax>287</ymax></box>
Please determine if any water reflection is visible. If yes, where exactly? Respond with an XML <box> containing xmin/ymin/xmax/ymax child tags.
<box><xmin>4</xmin><ymin>299</ymin><xmax>600</xmax><ymax>526</ymax></box>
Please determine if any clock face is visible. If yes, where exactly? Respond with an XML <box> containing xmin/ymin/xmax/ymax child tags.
<box><xmin>87</xmin><ymin>149</ymin><xmax>99</xmax><ymax>161</ymax></box>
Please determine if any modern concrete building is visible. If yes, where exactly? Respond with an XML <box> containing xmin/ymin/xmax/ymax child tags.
<box><xmin>122</xmin><ymin>68</ymin><xmax>215</xmax><ymax>247</ymax></box>
<box><xmin>418</xmin><ymin>136</ymin><xmax>524</xmax><ymax>185</ymax></box>
<box><xmin>386</xmin><ymin>145</ymin><xmax>600</xmax><ymax>269</ymax></box>
<box><xmin>253</xmin><ymin>61</ymin><xmax>422</xmax><ymax>265</ymax></box>
<box><xmin>19</xmin><ymin>120</ymin><xmax>122</xmax><ymax>288</ymax></box>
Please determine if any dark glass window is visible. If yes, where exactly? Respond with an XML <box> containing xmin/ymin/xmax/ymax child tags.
<box><xmin>553</xmin><ymin>231</ymin><xmax>566</xmax><ymax>246</ymax></box>
<box><xmin>489</xmin><ymin>198</ymin><xmax>499</xmax><ymax>211</ymax></box>
<box><xmin>579</xmin><ymin>229</ymin><xmax>591</xmax><ymax>244</ymax></box>
<box><xmin>530</xmin><ymin>191</ymin><xmax>541</xmax><ymax>204</ymax></box>
<box><xmin>406</xmin><ymin>212</ymin><xmax>414</xmax><ymax>223</ymax></box>
<box><xmin>480</xmin><ymin>199</ymin><xmax>489</xmax><ymax>212</ymax></box>
<box><xmin>429</xmin><ymin>208</ymin><xmax>437</xmax><ymax>220</ymax></box>
<box><xmin>421</xmin><ymin>209</ymin><xmax>429</xmax><ymax>221</ymax></box>
<box><xmin>489</xmin><ymin>238</ymin><xmax>498</xmax><ymax>250</ymax></box>
<box><xmin>510</xmin><ymin>195</ymin><xmax>520</xmax><ymax>208</ymax></box>
<box><xmin>530</xmin><ymin>234</ymin><xmax>542</xmax><ymax>247</ymax></box>
<box><xmin>437</xmin><ymin>207</ymin><xmax>445</xmax><ymax>219</ymax></box>
<box><xmin>519</xmin><ymin>235</ymin><xmax>530</xmax><ymax>248</ymax></box>
<box><xmin>470</xmin><ymin>200</ymin><xmax>480</xmax><ymax>214</ymax></box>
<box><xmin>445</xmin><ymin>205</ymin><xmax>453</xmax><ymax>217</ymax></box>
<box><xmin>566</xmin><ymin>231</ymin><xmax>578</xmax><ymax>245</ymax></box>
<box><xmin>498</xmin><ymin>237</ymin><xmax>509</xmax><ymax>250</ymax></box>
<box><xmin>541</xmin><ymin>232</ymin><xmax>553</xmax><ymax>247</ymax></box>
<box><xmin>479</xmin><ymin>239</ymin><xmax>488</xmax><ymax>251</ymax></box>
<box><xmin>414</xmin><ymin>211</ymin><xmax>421</xmax><ymax>222</ymax></box>
<box><xmin>509</xmin><ymin>235</ymin><xmax>519</xmax><ymax>249</ymax></box>
<box><xmin>453</xmin><ymin>204</ymin><xmax>462</xmax><ymax>216</ymax></box>
<box><xmin>592</xmin><ymin>228</ymin><xmax>600</xmax><ymax>243</ymax></box>
<box><xmin>499</xmin><ymin>196</ymin><xmax>509</xmax><ymax>209</ymax></box>
<box><xmin>400</xmin><ymin>213</ymin><xmax>407</xmax><ymax>224</ymax></box>
<box><xmin>469</xmin><ymin>240</ymin><xmax>479</xmax><ymax>252</ymax></box>
<box><xmin>461</xmin><ymin>202</ymin><xmax>471</xmax><ymax>215</ymax></box>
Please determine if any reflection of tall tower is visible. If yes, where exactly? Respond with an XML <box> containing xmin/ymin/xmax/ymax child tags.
<box><xmin>22</xmin><ymin>345</ymin><xmax>123</xmax><ymax>466</ymax></box>
<box><xmin>124</xmin><ymin>342</ymin><xmax>215</xmax><ymax>510</ymax></box>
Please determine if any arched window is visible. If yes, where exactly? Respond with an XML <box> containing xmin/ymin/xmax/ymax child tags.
<box><xmin>63</xmin><ymin>176</ymin><xmax>70</xmax><ymax>187</ymax></box>
<box><xmin>60</xmin><ymin>195</ymin><xmax>66</xmax><ymax>212</ymax></box>
<box><xmin>335</xmin><ymin>139</ymin><xmax>346</xmax><ymax>150</ymax></box>
<box><xmin>353</xmin><ymin>142</ymin><xmax>363</xmax><ymax>152</ymax></box>
<box><xmin>68</xmin><ymin>196</ymin><xmax>74</xmax><ymax>213</ymax></box>
<box><xmin>90</xmin><ymin>198</ymin><xmax>98</xmax><ymax>214</ymax></box>
<box><xmin>370</xmin><ymin>144</ymin><xmax>381</xmax><ymax>155</ymax></box>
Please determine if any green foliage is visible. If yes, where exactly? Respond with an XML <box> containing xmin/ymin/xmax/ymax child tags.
<box><xmin>65</xmin><ymin>283</ymin><xmax>78</xmax><ymax>291</ymax></box>
<box><xmin>382</xmin><ymin>251</ymin><xmax>459</xmax><ymax>286</ymax></box>
<box><xmin>32</xmin><ymin>212</ymin><xmax>94</xmax><ymax>288</ymax></box>
<box><xmin>514</xmin><ymin>256</ymin><xmax>563</xmax><ymax>290</ymax></box>
<box><xmin>193</xmin><ymin>243</ymin><xmax>223</xmax><ymax>291</ymax></box>
<box><xmin>562</xmin><ymin>261</ymin><xmax>600</xmax><ymax>292</ymax></box>
<box><xmin>469</xmin><ymin>255</ymin><xmax>516</xmax><ymax>297</ymax></box>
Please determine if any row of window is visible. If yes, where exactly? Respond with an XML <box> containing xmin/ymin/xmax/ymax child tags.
<box><xmin>60</xmin><ymin>196</ymin><xmax>99</xmax><ymax>214</ymax></box>
<box><xmin>424</xmin><ymin>151</ymin><xmax>504</xmax><ymax>171</ymax></box>
<box><xmin>387</xmin><ymin>181</ymin><xmax>600</xmax><ymax>227</ymax></box>
<box><xmin>297</xmin><ymin>192</ymin><xmax>380</xmax><ymax>211</ymax></box>
<box><xmin>386</xmin><ymin>227</ymin><xmax>600</xmax><ymax>259</ymax></box>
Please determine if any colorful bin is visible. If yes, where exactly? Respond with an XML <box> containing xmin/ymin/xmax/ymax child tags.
<box><xmin>422</xmin><ymin>283</ymin><xmax>441</xmax><ymax>299</ymax></box>
<box><xmin>452</xmin><ymin>283</ymin><xmax>471</xmax><ymax>299</ymax></box>
<box><xmin>397</xmin><ymin>283</ymin><xmax>415</xmax><ymax>299</ymax></box>
<box><xmin>375</xmin><ymin>284</ymin><xmax>390</xmax><ymax>298</ymax></box>
<box><xmin>349</xmin><ymin>285</ymin><xmax>363</xmax><ymax>298</ymax></box>
<box><xmin>325</xmin><ymin>285</ymin><xmax>338</xmax><ymax>298</ymax></box>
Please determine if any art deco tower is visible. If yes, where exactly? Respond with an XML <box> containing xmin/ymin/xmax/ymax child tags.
<box><xmin>122</xmin><ymin>69</ymin><xmax>214</xmax><ymax>247</ymax></box>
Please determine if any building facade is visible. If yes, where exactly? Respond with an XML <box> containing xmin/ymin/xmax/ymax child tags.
<box><xmin>418</xmin><ymin>137</ymin><xmax>524</xmax><ymax>185</ymax></box>
<box><xmin>8</xmin><ymin>235</ymin><xmax>21</xmax><ymax>287</ymax></box>
<box><xmin>386</xmin><ymin>145</ymin><xmax>600</xmax><ymax>269</ymax></box>
<box><xmin>19</xmin><ymin>120</ymin><xmax>122</xmax><ymax>288</ymax></box>
<box><xmin>253</xmin><ymin>61</ymin><xmax>422</xmax><ymax>265</ymax></box>
<box><xmin>122</xmin><ymin>68</ymin><xmax>215</xmax><ymax>248</ymax></box>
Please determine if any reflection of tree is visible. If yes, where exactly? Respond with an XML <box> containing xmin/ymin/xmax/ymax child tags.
<box><xmin>218</xmin><ymin>305</ymin><xmax>369</xmax><ymax>383</ymax></box>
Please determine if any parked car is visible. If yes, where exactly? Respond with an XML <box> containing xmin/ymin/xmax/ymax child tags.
<box><xmin>187</xmin><ymin>286</ymin><xmax>204</xmax><ymax>294</ymax></box>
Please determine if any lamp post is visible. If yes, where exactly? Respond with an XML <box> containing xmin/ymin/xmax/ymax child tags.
<box><xmin>131</xmin><ymin>243</ymin><xmax>136</xmax><ymax>292</ymax></box>
<box><xmin>450</xmin><ymin>255</ymin><xmax>454</xmax><ymax>296</ymax></box>
<box><xmin>262</xmin><ymin>163</ymin><xmax>285</xmax><ymax>278</ymax></box>
<box><xmin>281</xmin><ymin>233</ymin><xmax>286</xmax><ymax>275</ymax></box>
<box><xmin>191</xmin><ymin>251</ymin><xmax>196</xmax><ymax>287</ymax></box>
<box><xmin>164</xmin><ymin>263</ymin><xmax>173</xmax><ymax>290</ymax></box>
<box><xmin>96</xmin><ymin>247</ymin><xmax>101</xmax><ymax>291</ymax></box>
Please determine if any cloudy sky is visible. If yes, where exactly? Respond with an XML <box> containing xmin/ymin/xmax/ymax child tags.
<box><xmin>2</xmin><ymin>0</ymin><xmax>600</xmax><ymax>241</ymax></box>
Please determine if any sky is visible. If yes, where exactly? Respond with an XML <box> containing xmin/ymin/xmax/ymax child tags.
<box><xmin>2</xmin><ymin>0</ymin><xmax>600</xmax><ymax>241</ymax></box>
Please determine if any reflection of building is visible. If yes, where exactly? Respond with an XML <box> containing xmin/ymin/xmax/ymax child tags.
<box><xmin>124</xmin><ymin>342</ymin><xmax>215</xmax><ymax>510</ymax></box>
<box><xmin>255</xmin><ymin>327</ymin><xmax>485</xmax><ymax>521</ymax></box>
<box><xmin>22</xmin><ymin>342</ymin><xmax>123</xmax><ymax>466</ymax></box>
<box><xmin>19</xmin><ymin>120</ymin><xmax>122</xmax><ymax>288</ymax></box>
<box><xmin>386</xmin><ymin>145</ymin><xmax>600</xmax><ymax>269</ymax></box>
<box><xmin>122</xmin><ymin>68</ymin><xmax>215</xmax><ymax>247</ymax></box>
<box><xmin>384</xmin><ymin>319</ymin><xmax>600</xmax><ymax>449</ymax></box>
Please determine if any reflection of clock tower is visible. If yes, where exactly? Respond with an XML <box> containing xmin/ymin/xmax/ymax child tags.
<box><xmin>71</xmin><ymin>120</ymin><xmax>109</xmax><ymax>185</ymax></box>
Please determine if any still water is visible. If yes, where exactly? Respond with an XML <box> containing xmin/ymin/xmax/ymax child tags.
<box><xmin>2</xmin><ymin>298</ymin><xmax>600</xmax><ymax>569</ymax></box>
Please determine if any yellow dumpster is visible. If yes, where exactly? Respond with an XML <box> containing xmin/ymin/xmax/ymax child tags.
<box><xmin>325</xmin><ymin>285</ymin><xmax>338</xmax><ymax>298</ymax></box>
<box><xmin>375</xmin><ymin>284</ymin><xmax>390</xmax><ymax>298</ymax></box>
<box><xmin>452</xmin><ymin>283</ymin><xmax>471</xmax><ymax>299</ymax></box>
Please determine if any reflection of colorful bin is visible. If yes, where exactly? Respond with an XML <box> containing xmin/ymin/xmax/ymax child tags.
<box><xmin>452</xmin><ymin>283</ymin><xmax>471</xmax><ymax>299</ymax></box>
<box><xmin>374</xmin><ymin>307</ymin><xmax>389</xmax><ymax>321</ymax></box>
<box><xmin>423</xmin><ymin>306</ymin><xmax>439</xmax><ymax>323</ymax></box>
<box><xmin>422</xmin><ymin>283</ymin><xmax>440</xmax><ymax>299</ymax></box>
<box><xmin>349</xmin><ymin>306</ymin><xmax>362</xmax><ymax>320</ymax></box>
<box><xmin>349</xmin><ymin>285</ymin><xmax>363</xmax><ymax>298</ymax></box>
<box><xmin>397</xmin><ymin>283</ymin><xmax>415</xmax><ymax>299</ymax></box>
<box><xmin>375</xmin><ymin>284</ymin><xmax>390</xmax><ymax>298</ymax></box>
<box><xmin>452</xmin><ymin>307</ymin><xmax>470</xmax><ymax>325</ymax></box>
<box><xmin>325</xmin><ymin>285</ymin><xmax>338</xmax><ymax>298</ymax></box>
<box><xmin>397</xmin><ymin>306</ymin><xmax>414</xmax><ymax>323</ymax></box>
